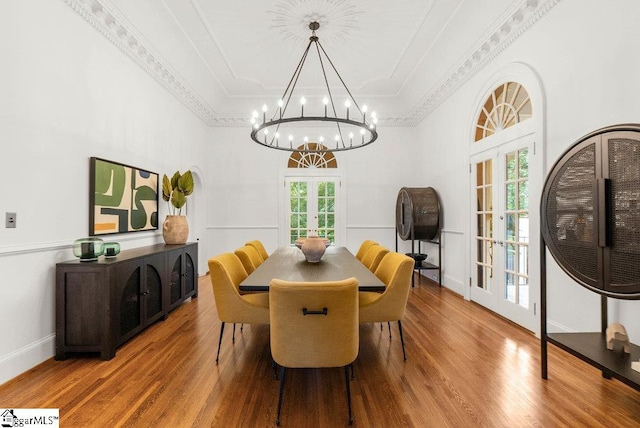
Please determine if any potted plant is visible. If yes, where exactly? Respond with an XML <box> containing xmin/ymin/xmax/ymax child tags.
<box><xmin>161</xmin><ymin>170</ymin><xmax>194</xmax><ymax>244</ymax></box>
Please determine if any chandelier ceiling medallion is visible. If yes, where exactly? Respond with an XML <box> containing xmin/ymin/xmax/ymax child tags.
<box><xmin>250</xmin><ymin>21</ymin><xmax>378</xmax><ymax>153</ymax></box>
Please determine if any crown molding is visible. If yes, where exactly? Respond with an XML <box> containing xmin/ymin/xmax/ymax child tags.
<box><xmin>63</xmin><ymin>0</ymin><xmax>561</xmax><ymax>129</ymax></box>
<box><xmin>407</xmin><ymin>0</ymin><xmax>561</xmax><ymax>125</ymax></box>
<box><xmin>63</xmin><ymin>0</ymin><xmax>218</xmax><ymax>126</ymax></box>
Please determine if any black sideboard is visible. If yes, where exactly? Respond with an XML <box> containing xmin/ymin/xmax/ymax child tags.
<box><xmin>55</xmin><ymin>242</ymin><xmax>198</xmax><ymax>360</ymax></box>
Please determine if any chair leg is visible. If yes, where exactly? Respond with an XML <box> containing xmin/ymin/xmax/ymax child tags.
<box><xmin>388</xmin><ymin>321</ymin><xmax>392</xmax><ymax>339</ymax></box>
<box><xmin>276</xmin><ymin>366</ymin><xmax>287</xmax><ymax>426</ymax></box>
<box><xmin>232</xmin><ymin>323</ymin><xmax>236</xmax><ymax>343</ymax></box>
<box><xmin>344</xmin><ymin>365</ymin><xmax>354</xmax><ymax>425</ymax></box>
<box><xmin>215</xmin><ymin>322</ymin><xmax>225</xmax><ymax>365</ymax></box>
<box><xmin>398</xmin><ymin>320</ymin><xmax>407</xmax><ymax>361</ymax></box>
<box><xmin>350</xmin><ymin>363</ymin><xmax>355</xmax><ymax>379</ymax></box>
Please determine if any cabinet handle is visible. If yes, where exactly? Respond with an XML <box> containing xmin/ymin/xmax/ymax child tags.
<box><xmin>596</xmin><ymin>178</ymin><xmax>611</xmax><ymax>247</ymax></box>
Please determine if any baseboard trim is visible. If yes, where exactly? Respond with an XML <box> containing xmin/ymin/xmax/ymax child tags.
<box><xmin>0</xmin><ymin>334</ymin><xmax>55</xmax><ymax>386</ymax></box>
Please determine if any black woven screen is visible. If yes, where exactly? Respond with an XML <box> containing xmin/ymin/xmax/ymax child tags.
<box><xmin>545</xmin><ymin>143</ymin><xmax>598</xmax><ymax>285</ymax></box>
<box><xmin>120</xmin><ymin>267</ymin><xmax>141</xmax><ymax>336</ymax></box>
<box><xmin>146</xmin><ymin>265</ymin><xmax>163</xmax><ymax>318</ymax></box>
<box><xmin>608</xmin><ymin>138</ymin><xmax>640</xmax><ymax>290</ymax></box>
<box><xmin>170</xmin><ymin>256</ymin><xmax>182</xmax><ymax>304</ymax></box>
<box><xmin>185</xmin><ymin>254</ymin><xmax>195</xmax><ymax>295</ymax></box>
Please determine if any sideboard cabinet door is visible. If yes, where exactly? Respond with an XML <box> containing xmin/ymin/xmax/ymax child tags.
<box><xmin>166</xmin><ymin>243</ymin><xmax>198</xmax><ymax>312</ymax></box>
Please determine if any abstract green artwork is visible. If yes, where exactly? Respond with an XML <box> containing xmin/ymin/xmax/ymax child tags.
<box><xmin>90</xmin><ymin>157</ymin><xmax>158</xmax><ymax>235</ymax></box>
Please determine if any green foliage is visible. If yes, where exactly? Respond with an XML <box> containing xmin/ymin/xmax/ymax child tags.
<box><xmin>162</xmin><ymin>170</ymin><xmax>194</xmax><ymax>215</ymax></box>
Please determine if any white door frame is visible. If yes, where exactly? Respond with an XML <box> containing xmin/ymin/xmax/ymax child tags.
<box><xmin>469</xmin><ymin>132</ymin><xmax>536</xmax><ymax>331</ymax></box>
<box><xmin>465</xmin><ymin>62</ymin><xmax>545</xmax><ymax>336</ymax></box>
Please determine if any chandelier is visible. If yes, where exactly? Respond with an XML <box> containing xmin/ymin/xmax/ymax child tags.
<box><xmin>250</xmin><ymin>22</ymin><xmax>378</xmax><ymax>153</ymax></box>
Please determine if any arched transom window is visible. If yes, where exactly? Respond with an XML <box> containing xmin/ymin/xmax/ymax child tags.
<box><xmin>287</xmin><ymin>143</ymin><xmax>337</xmax><ymax>168</ymax></box>
<box><xmin>475</xmin><ymin>82</ymin><xmax>532</xmax><ymax>142</ymax></box>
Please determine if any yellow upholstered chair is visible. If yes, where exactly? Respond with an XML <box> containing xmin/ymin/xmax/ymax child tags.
<box><xmin>269</xmin><ymin>277</ymin><xmax>359</xmax><ymax>425</ymax></box>
<box><xmin>360</xmin><ymin>244</ymin><xmax>390</xmax><ymax>272</ymax></box>
<box><xmin>208</xmin><ymin>253</ymin><xmax>269</xmax><ymax>364</ymax></box>
<box><xmin>245</xmin><ymin>240</ymin><xmax>269</xmax><ymax>261</ymax></box>
<box><xmin>234</xmin><ymin>245</ymin><xmax>263</xmax><ymax>274</ymax></box>
<box><xmin>359</xmin><ymin>252</ymin><xmax>414</xmax><ymax>360</ymax></box>
<box><xmin>355</xmin><ymin>239</ymin><xmax>377</xmax><ymax>261</ymax></box>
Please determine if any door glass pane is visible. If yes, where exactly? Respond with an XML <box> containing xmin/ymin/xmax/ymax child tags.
<box><xmin>502</xmin><ymin>148</ymin><xmax>530</xmax><ymax>308</ymax></box>
<box><xmin>505</xmin><ymin>272</ymin><xmax>515</xmax><ymax>303</ymax></box>
<box><xmin>519</xmin><ymin>212</ymin><xmax>530</xmax><ymax>243</ymax></box>
<box><xmin>486</xmin><ymin>213</ymin><xmax>493</xmax><ymax>238</ymax></box>
<box><xmin>289</xmin><ymin>182</ymin><xmax>308</xmax><ymax>244</ymax></box>
<box><xmin>475</xmin><ymin>159</ymin><xmax>494</xmax><ymax>292</ymax></box>
<box><xmin>506</xmin><ymin>152</ymin><xmax>516</xmax><ymax>180</ymax></box>
<box><xmin>506</xmin><ymin>183</ymin><xmax>516</xmax><ymax>210</ymax></box>
<box><xmin>506</xmin><ymin>213</ymin><xmax>516</xmax><ymax>241</ymax></box>
<box><xmin>519</xmin><ymin>148</ymin><xmax>529</xmax><ymax>178</ymax></box>
<box><xmin>519</xmin><ymin>181</ymin><xmax>529</xmax><ymax>210</ymax></box>
<box><xmin>485</xmin><ymin>159</ymin><xmax>493</xmax><ymax>184</ymax></box>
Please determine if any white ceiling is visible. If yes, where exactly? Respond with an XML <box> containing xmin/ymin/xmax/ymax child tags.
<box><xmin>76</xmin><ymin>0</ymin><xmax>555</xmax><ymax>125</ymax></box>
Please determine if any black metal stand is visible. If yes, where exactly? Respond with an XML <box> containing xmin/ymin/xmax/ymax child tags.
<box><xmin>395</xmin><ymin>230</ymin><xmax>442</xmax><ymax>287</ymax></box>
<box><xmin>540</xmin><ymin>232</ymin><xmax>640</xmax><ymax>392</ymax></box>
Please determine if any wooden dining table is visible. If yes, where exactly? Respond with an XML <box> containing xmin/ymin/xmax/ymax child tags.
<box><xmin>239</xmin><ymin>246</ymin><xmax>386</xmax><ymax>292</ymax></box>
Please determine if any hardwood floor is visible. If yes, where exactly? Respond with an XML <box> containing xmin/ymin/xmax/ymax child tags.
<box><xmin>1</xmin><ymin>273</ymin><xmax>640</xmax><ymax>427</ymax></box>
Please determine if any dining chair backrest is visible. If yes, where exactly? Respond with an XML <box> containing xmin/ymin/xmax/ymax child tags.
<box><xmin>361</xmin><ymin>244</ymin><xmax>390</xmax><ymax>272</ymax></box>
<box><xmin>269</xmin><ymin>277</ymin><xmax>359</xmax><ymax>368</ymax></box>
<box><xmin>365</xmin><ymin>252</ymin><xmax>415</xmax><ymax>321</ymax></box>
<box><xmin>355</xmin><ymin>240</ymin><xmax>378</xmax><ymax>261</ymax></box>
<box><xmin>234</xmin><ymin>245</ymin><xmax>263</xmax><ymax>274</ymax></box>
<box><xmin>270</xmin><ymin>277</ymin><xmax>359</xmax><ymax>424</ymax></box>
<box><xmin>208</xmin><ymin>253</ymin><xmax>268</xmax><ymax>324</ymax></box>
<box><xmin>245</xmin><ymin>240</ymin><xmax>269</xmax><ymax>261</ymax></box>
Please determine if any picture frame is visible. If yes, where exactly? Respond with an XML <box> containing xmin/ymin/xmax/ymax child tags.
<box><xmin>89</xmin><ymin>157</ymin><xmax>159</xmax><ymax>236</ymax></box>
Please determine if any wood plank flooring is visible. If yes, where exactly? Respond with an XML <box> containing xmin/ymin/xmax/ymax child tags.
<box><xmin>1</xmin><ymin>273</ymin><xmax>640</xmax><ymax>427</ymax></box>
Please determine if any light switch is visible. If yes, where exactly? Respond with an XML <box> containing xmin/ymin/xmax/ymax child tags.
<box><xmin>6</xmin><ymin>212</ymin><xmax>16</xmax><ymax>228</ymax></box>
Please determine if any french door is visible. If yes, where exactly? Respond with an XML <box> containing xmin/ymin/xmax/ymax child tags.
<box><xmin>469</xmin><ymin>136</ymin><xmax>536</xmax><ymax>331</ymax></box>
<box><xmin>284</xmin><ymin>177</ymin><xmax>340</xmax><ymax>246</ymax></box>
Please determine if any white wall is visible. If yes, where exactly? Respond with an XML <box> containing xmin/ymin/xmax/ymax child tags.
<box><xmin>414</xmin><ymin>0</ymin><xmax>640</xmax><ymax>338</ymax></box>
<box><xmin>204</xmin><ymin>126</ymin><xmax>421</xmax><ymax>265</ymax></box>
<box><xmin>0</xmin><ymin>1</ymin><xmax>208</xmax><ymax>384</ymax></box>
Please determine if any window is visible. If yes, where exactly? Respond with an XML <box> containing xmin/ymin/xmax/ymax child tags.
<box><xmin>287</xmin><ymin>143</ymin><xmax>337</xmax><ymax>168</ymax></box>
<box><xmin>475</xmin><ymin>82</ymin><xmax>532</xmax><ymax>142</ymax></box>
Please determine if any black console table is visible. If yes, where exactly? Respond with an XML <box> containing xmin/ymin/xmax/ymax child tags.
<box><xmin>55</xmin><ymin>243</ymin><xmax>197</xmax><ymax>360</ymax></box>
